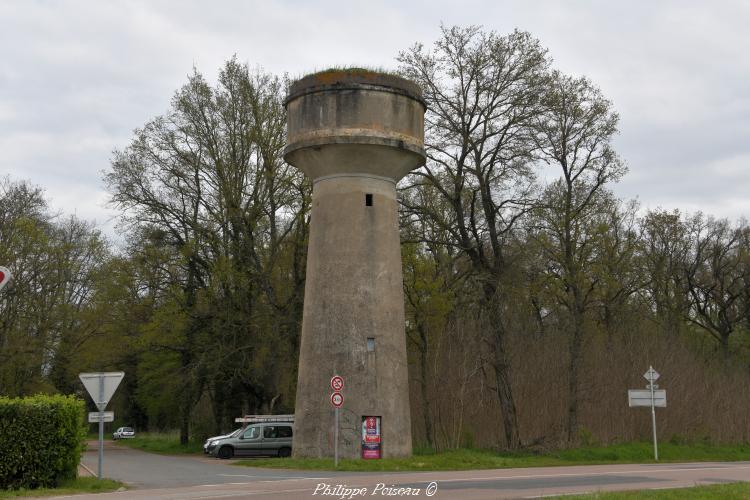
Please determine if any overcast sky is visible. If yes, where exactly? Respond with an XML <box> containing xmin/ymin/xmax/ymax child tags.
<box><xmin>1</xmin><ymin>0</ymin><xmax>748</xmax><ymax>239</ymax></box>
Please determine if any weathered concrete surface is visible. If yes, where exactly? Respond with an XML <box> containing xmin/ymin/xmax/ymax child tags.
<box><xmin>284</xmin><ymin>70</ymin><xmax>425</xmax><ymax>459</ymax></box>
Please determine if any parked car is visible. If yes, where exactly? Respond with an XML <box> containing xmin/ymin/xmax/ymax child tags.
<box><xmin>113</xmin><ymin>427</ymin><xmax>135</xmax><ymax>440</ymax></box>
<box><xmin>210</xmin><ymin>422</ymin><xmax>293</xmax><ymax>459</ymax></box>
<box><xmin>203</xmin><ymin>427</ymin><xmax>243</xmax><ymax>454</ymax></box>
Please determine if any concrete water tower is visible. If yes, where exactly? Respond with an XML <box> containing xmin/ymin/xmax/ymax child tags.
<box><xmin>284</xmin><ymin>70</ymin><xmax>425</xmax><ymax>458</ymax></box>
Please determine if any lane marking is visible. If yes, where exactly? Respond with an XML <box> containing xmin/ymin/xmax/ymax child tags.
<box><xmin>526</xmin><ymin>493</ymin><xmax>591</xmax><ymax>498</ymax></box>
<box><xmin>258</xmin><ymin>477</ymin><xmax>330</xmax><ymax>480</ymax></box>
<box><xmin>218</xmin><ymin>474</ymin><xmax>330</xmax><ymax>481</ymax></box>
<box><xmin>259</xmin><ymin>478</ymin><xmax>311</xmax><ymax>483</ymax></box>
<box><xmin>195</xmin><ymin>494</ymin><xmax>273</xmax><ymax>499</ymax></box>
<box><xmin>193</xmin><ymin>488</ymin><xmax>311</xmax><ymax>499</ymax></box>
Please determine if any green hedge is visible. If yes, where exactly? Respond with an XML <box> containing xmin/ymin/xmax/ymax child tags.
<box><xmin>0</xmin><ymin>395</ymin><xmax>86</xmax><ymax>490</ymax></box>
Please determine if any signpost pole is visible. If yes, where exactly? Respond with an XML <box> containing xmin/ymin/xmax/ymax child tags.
<box><xmin>98</xmin><ymin>375</ymin><xmax>104</xmax><ymax>479</ymax></box>
<box><xmin>629</xmin><ymin>366</ymin><xmax>665</xmax><ymax>462</ymax></box>
<box><xmin>649</xmin><ymin>369</ymin><xmax>658</xmax><ymax>461</ymax></box>
<box><xmin>334</xmin><ymin>407</ymin><xmax>339</xmax><ymax>467</ymax></box>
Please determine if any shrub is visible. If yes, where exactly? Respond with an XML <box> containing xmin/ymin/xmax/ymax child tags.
<box><xmin>0</xmin><ymin>394</ymin><xmax>86</xmax><ymax>490</ymax></box>
<box><xmin>578</xmin><ymin>426</ymin><xmax>598</xmax><ymax>447</ymax></box>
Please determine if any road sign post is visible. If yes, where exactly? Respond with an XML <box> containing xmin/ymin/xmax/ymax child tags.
<box><xmin>79</xmin><ymin>372</ymin><xmax>124</xmax><ymax>479</ymax></box>
<box><xmin>98</xmin><ymin>376</ymin><xmax>104</xmax><ymax>478</ymax></box>
<box><xmin>650</xmin><ymin>375</ymin><xmax>658</xmax><ymax>461</ymax></box>
<box><xmin>627</xmin><ymin>366</ymin><xmax>664</xmax><ymax>461</ymax></box>
<box><xmin>330</xmin><ymin>375</ymin><xmax>344</xmax><ymax>467</ymax></box>
<box><xmin>335</xmin><ymin>406</ymin><xmax>339</xmax><ymax>467</ymax></box>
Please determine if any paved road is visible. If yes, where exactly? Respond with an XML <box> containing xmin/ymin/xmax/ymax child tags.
<box><xmin>79</xmin><ymin>441</ymin><xmax>338</xmax><ymax>489</ymax></box>
<box><xmin>63</xmin><ymin>443</ymin><xmax>750</xmax><ymax>499</ymax></box>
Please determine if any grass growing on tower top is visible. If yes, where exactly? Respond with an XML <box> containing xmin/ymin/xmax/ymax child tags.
<box><xmin>290</xmin><ymin>66</ymin><xmax>403</xmax><ymax>86</ymax></box>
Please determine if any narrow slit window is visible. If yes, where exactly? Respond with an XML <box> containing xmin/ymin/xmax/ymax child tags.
<box><xmin>365</xmin><ymin>193</ymin><xmax>373</xmax><ymax>206</ymax></box>
<box><xmin>367</xmin><ymin>337</ymin><xmax>375</xmax><ymax>352</ymax></box>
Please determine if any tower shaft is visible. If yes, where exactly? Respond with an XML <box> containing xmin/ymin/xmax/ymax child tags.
<box><xmin>284</xmin><ymin>70</ymin><xmax>425</xmax><ymax>458</ymax></box>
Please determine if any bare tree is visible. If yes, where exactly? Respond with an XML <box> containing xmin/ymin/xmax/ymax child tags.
<box><xmin>531</xmin><ymin>70</ymin><xmax>625</xmax><ymax>443</ymax></box>
<box><xmin>684</xmin><ymin>215</ymin><xmax>749</xmax><ymax>357</ymax></box>
<box><xmin>399</xmin><ymin>25</ymin><xmax>550</xmax><ymax>449</ymax></box>
<box><xmin>640</xmin><ymin>209</ymin><xmax>692</xmax><ymax>336</ymax></box>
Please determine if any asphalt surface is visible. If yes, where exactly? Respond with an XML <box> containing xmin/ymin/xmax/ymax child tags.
<box><xmin>79</xmin><ymin>441</ymin><xmax>338</xmax><ymax>489</ymax></box>
<box><xmin>57</xmin><ymin>442</ymin><xmax>750</xmax><ymax>499</ymax></box>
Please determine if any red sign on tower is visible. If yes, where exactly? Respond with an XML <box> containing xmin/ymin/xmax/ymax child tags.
<box><xmin>331</xmin><ymin>392</ymin><xmax>344</xmax><ymax>408</ymax></box>
<box><xmin>330</xmin><ymin>374</ymin><xmax>344</xmax><ymax>408</ymax></box>
<box><xmin>330</xmin><ymin>375</ymin><xmax>344</xmax><ymax>392</ymax></box>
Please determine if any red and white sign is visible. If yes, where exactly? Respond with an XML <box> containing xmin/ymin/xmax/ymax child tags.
<box><xmin>330</xmin><ymin>375</ymin><xmax>344</xmax><ymax>392</ymax></box>
<box><xmin>0</xmin><ymin>267</ymin><xmax>11</xmax><ymax>292</ymax></box>
<box><xmin>364</xmin><ymin>416</ymin><xmax>381</xmax><ymax>443</ymax></box>
<box><xmin>361</xmin><ymin>416</ymin><xmax>382</xmax><ymax>459</ymax></box>
<box><xmin>330</xmin><ymin>392</ymin><xmax>344</xmax><ymax>408</ymax></box>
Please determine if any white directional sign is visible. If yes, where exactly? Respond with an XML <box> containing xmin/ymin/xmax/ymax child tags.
<box><xmin>79</xmin><ymin>372</ymin><xmax>124</xmax><ymax>410</ymax></box>
<box><xmin>0</xmin><ymin>266</ymin><xmax>11</xmax><ymax>292</ymax></box>
<box><xmin>628</xmin><ymin>389</ymin><xmax>667</xmax><ymax>408</ymax></box>
<box><xmin>88</xmin><ymin>411</ymin><xmax>114</xmax><ymax>423</ymax></box>
<box><xmin>643</xmin><ymin>367</ymin><xmax>660</xmax><ymax>383</ymax></box>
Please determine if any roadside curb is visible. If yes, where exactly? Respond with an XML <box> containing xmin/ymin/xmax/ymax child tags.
<box><xmin>79</xmin><ymin>460</ymin><xmax>96</xmax><ymax>477</ymax></box>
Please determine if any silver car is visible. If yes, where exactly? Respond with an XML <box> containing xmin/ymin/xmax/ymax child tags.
<box><xmin>203</xmin><ymin>427</ymin><xmax>243</xmax><ymax>454</ymax></box>
<box><xmin>210</xmin><ymin>423</ymin><xmax>293</xmax><ymax>459</ymax></box>
<box><xmin>113</xmin><ymin>427</ymin><xmax>135</xmax><ymax>440</ymax></box>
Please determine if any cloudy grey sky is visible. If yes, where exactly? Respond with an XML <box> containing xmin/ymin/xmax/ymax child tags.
<box><xmin>1</xmin><ymin>0</ymin><xmax>748</xmax><ymax>239</ymax></box>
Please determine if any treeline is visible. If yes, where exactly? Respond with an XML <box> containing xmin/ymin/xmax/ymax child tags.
<box><xmin>0</xmin><ymin>26</ymin><xmax>748</xmax><ymax>449</ymax></box>
<box><xmin>397</xmin><ymin>27</ymin><xmax>750</xmax><ymax>449</ymax></box>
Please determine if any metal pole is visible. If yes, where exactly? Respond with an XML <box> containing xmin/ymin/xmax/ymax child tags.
<box><xmin>98</xmin><ymin>375</ymin><xmax>104</xmax><ymax>479</ymax></box>
<box><xmin>650</xmin><ymin>371</ymin><xmax>658</xmax><ymax>461</ymax></box>
<box><xmin>334</xmin><ymin>407</ymin><xmax>339</xmax><ymax>467</ymax></box>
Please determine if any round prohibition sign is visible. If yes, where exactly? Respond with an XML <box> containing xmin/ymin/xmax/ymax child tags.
<box><xmin>0</xmin><ymin>266</ymin><xmax>11</xmax><ymax>292</ymax></box>
<box><xmin>330</xmin><ymin>392</ymin><xmax>344</xmax><ymax>408</ymax></box>
<box><xmin>330</xmin><ymin>375</ymin><xmax>344</xmax><ymax>392</ymax></box>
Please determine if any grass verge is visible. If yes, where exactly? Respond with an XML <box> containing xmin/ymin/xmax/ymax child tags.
<box><xmin>233</xmin><ymin>442</ymin><xmax>750</xmax><ymax>472</ymax></box>
<box><xmin>557</xmin><ymin>481</ymin><xmax>750</xmax><ymax>499</ymax></box>
<box><xmin>0</xmin><ymin>477</ymin><xmax>123</xmax><ymax>498</ymax></box>
<box><xmin>112</xmin><ymin>432</ymin><xmax>203</xmax><ymax>455</ymax></box>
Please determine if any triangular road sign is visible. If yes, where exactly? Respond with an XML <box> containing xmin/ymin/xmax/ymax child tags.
<box><xmin>79</xmin><ymin>372</ymin><xmax>124</xmax><ymax>411</ymax></box>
